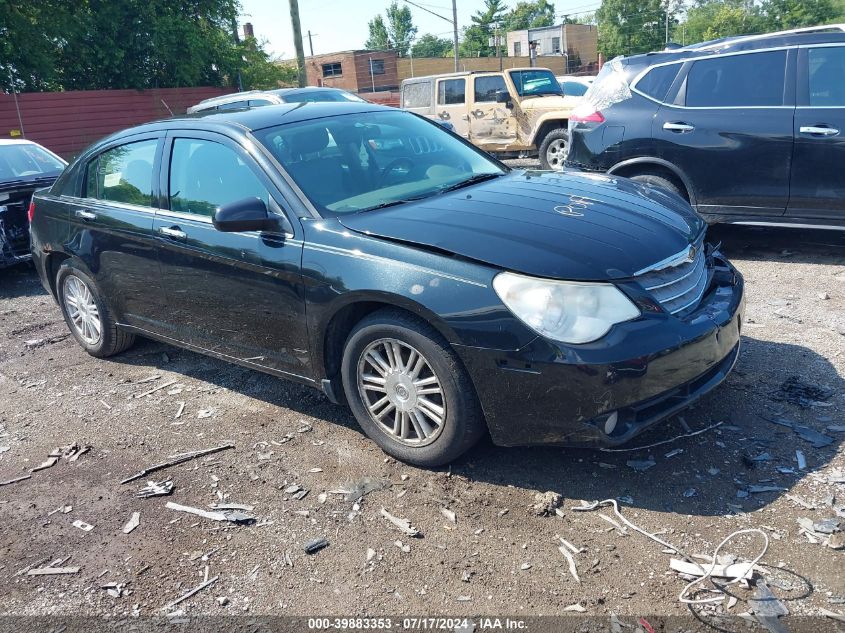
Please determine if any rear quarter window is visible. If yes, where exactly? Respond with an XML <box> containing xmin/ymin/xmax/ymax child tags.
<box><xmin>402</xmin><ymin>81</ymin><xmax>432</xmax><ymax>108</ymax></box>
<box><xmin>635</xmin><ymin>63</ymin><xmax>682</xmax><ymax>102</ymax></box>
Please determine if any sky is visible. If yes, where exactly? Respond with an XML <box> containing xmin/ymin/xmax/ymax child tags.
<box><xmin>238</xmin><ymin>0</ymin><xmax>599</xmax><ymax>58</ymax></box>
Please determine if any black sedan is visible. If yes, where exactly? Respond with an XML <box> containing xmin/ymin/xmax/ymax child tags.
<box><xmin>0</xmin><ymin>139</ymin><xmax>66</xmax><ymax>268</ymax></box>
<box><xmin>30</xmin><ymin>102</ymin><xmax>744</xmax><ymax>466</ymax></box>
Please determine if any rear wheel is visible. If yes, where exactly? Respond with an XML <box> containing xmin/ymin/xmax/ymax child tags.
<box><xmin>56</xmin><ymin>263</ymin><xmax>135</xmax><ymax>358</ymax></box>
<box><xmin>538</xmin><ymin>128</ymin><xmax>569</xmax><ymax>171</ymax></box>
<box><xmin>341</xmin><ymin>310</ymin><xmax>485</xmax><ymax>467</ymax></box>
<box><xmin>628</xmin><ymin>171</ymin><xmax>685</xmax><ymax>199</ymax></box>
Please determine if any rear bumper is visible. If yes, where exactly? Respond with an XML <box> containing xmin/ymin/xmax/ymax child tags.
<box><xmin>455</xmin><ymin>255</ymin><xmax>745</xmax><ymax>447</ymax></box>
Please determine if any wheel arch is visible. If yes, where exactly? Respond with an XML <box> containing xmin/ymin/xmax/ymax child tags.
<box><xmin>317</xmin><ymin>292</ymin><xmax>461</xmax><ymax>394</ymax></box>
<box><xmin>608</xmin><ymin>158</ymin><xmax>696</xmax><ymax>206</ymax></box>
<box><xmin>530</xmin><ymin>117</ymin><xmax>569</xmax><ymax>147</ymax></box>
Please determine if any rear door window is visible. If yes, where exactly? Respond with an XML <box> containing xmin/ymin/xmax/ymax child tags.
<box><xmin>636</xmin><ymin>63</ymin><xmax>681</xmax><ymax>102</ymax></box>
<box><xmin>685</xmin><ymin>50</ymin><xmax>787</xmax><ymax>107</ymax></box>
<box><xmin>474</xmin><ymin>76</ymin><xmax>507</xmax><ymax>102</ymax></box>
<box><xmin>403</xmin><ymin>81</ymin><xmax>432</xmax><ymax>108</ymax></box>
<box><xmin>87</xmin><ymin>139</ymin><xmax>158</xmax><ymax>207</ymax></box>
<box><xmin>437</xmin><ymin>79</ymin><xmax>465</xmax><ymax>105</ymax></box>
<box><xmin>807</xmin><ymin>46</ymin><xmax>845</xmax><ymax>106</ymax></box>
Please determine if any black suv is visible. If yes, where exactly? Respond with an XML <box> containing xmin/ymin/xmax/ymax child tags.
<box><xmin>566</xmin><ymin>25</ymin><xmax>845</xmax><ymax>229</ymax></box>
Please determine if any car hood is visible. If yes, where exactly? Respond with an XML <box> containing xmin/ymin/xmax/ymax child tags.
<box><xmin>519</xmin><ymin>95</ymin><xmax>574</xmax><ymax>111</ymax></box>
<box><xmin>337</xmin><ymin>170</ymin><xmax>706</xmax><ymax>281</ymax></box>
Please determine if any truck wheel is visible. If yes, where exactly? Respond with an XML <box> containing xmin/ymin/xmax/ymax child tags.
<box><xmin>539</xmin><ymin>128</ymin><xmax>569</xmax><ymax>171</ymax></box>
<box><xmin>341</xmin><ymin>309</ymin><xmax>486</xmax><ymax>467</ymax></box>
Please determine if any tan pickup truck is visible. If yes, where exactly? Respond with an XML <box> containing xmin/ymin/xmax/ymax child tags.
<box><xmin>400</xmin><ymin>67</ymin><xmax>577</xmax><ymax>170</ymax></box>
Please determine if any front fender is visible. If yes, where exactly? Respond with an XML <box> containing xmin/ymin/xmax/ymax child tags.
<box><xmin>527</xmin><ymin>113</ymin><xmax>570</xmax><ymax>146</ymax></box>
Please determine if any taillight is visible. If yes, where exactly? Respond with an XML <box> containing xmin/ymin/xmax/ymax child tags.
<box><xmin>570</xmin><ymin>110</ymin><xmax>605</xmax><ymax>123</ymax></box>
<box><xmin>27</xmin><ymin>201</ymin><xmax>36</xmax><ymax>223</ymax></box>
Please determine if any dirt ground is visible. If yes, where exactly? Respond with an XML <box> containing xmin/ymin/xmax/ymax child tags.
<box><xmin>0</xmin><ymin>214</ymin><xmax>843</xmax><ymax>626</ymax></box>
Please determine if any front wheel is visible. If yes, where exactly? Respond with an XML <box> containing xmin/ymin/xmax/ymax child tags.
<box><xmin>341</xmin><ymin>310</ymin><xmax>485</xmax><ymax>467</ymax></box>
<box><xmin>538</xmin><ymin>128</ymin><xmax>569</xmax><ymax>171</ymax></box>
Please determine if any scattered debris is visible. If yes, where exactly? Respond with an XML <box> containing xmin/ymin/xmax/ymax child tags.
<box><xmin>749</xmin><ymin>579</ymin><xmax>789</xmax><ymax>632</ymax></box>
<box><xmin>380</xmin><ymin>507</ymin><xmax>421</xmax><ymax>537</ymax></box>
<box><xmin>563</xmin><ymin>604</ymin><xmax>586</xmax><ymax>613</ymax></box>
<box><xmin>664</xmin><ymin>448</ymin><xmax>684</xmax><ymax>458</ymax></box>
<box><xmin>72</xmin><ymin>520</ymin><xmax>94</xmax><ymax>532</ymax></box>
<box><xmin>197</xmin><ymin>409</ymin><xmax>215</xmax><ymax>419</ymax></box>
<box><xmin>331</xmin><ymin>477</ymin><xmax>390</xmax><ymax>501</ymax></box>
<box><xmin>136</xmin><ymin>479</ymin><xmax>174</xmax><ymax>498</ymax></box>
<box><xmin>0</xmin><ymin>474</ymin><xmax>31</xmax><ymax>486</ymax></box>
<box><xmin>532</xmin><ymin>491</ymin><xmax>563</xmax><ymax>516</ymax></box>
<box><xmin>26</xmin><ymin>566</ymin><xmax>80</xmax><ymax>576</ymax></box>
<box><xmin>133</xmin><ymin>379</ymin><xmax>178</xmax><ymax>398</ymax></box>
<box><xmin>793</xmin><ymin>425</ymin><xmax>834</xmax><ymax>448</ymax></box>
<box><xmin>165</xmin><ymin>501</ymin><xmax>254</xmax><ymax>524</ymax></box>
<box><xmin>366</xmin><ymin>548</ymin><xmax>377</xmax><ymax>562</ymax></box>
<box><xmin>748</xmin><ymin>485</ymin><xmax>784</xmax><ymax>494</ymax></box>
<box><xmin>682</xmin><ymin>488</ymin><xmax>697</xmax><ymax>498</ymax></box>
<box><xmin>164</xmin><ymin>575</ymin><xmax>219</xmax><ymax>609</ymax></box>
<box><xmin>785</xmin><ymin>494</ymin><xmax>815</xmax><ymax>510</ymax></box>
<box><xmin>209</xmin><ymin>503</ymin><xmax>254</xmax><ymax>512</ymax></box>
<box><xmin>820</xmin><ymin>608</ymin><xmax>845</xmax><ymax>624</ymax></box>
<box><xmin>557</xmin><ymin>544</ymin><xmax>580</xmax><ymax>583</ymax></box>
<box><xmin>122</xmin><ymin>512</ymin><xmax>140</xmax><ymax>534</ymax></box>
<box><xmin>773</xmin><ymin>376</ymin><xmax>833</xmax><ymax>408</ymax></box>
<box><xmin>102</xmin><ymin>582</ymin><xmax>128</xmax><ymax>598</ymax></box>
<box><xmin>121</xmin><ymin>444</ymin><xmax>234</xmax><ymax>484</ymax></box>
<box><xmin>813</xmin><ymin>518</ymin><xmax>841</xmax><ymax>534</ymax></box>
<box><xmin>626</xmin><ymin>458</ymin><xmax>656</xmax><ymax>472</ymax></box>
<box><xmin>216</xmin><ymin>596</ymin><xmax>229</xmax><ymax>606</ymax></box>
<box><xmin>396</xmin><ymin>540</ymin><xmax>411</xmax><ymax>553</ymax></box>
<box><xmin>520</xmin><ymin>563</ymin><xmax>532</xmax><ymax>571</ymax></box>
<box><xmin>796</xmin><ymin>450</ymin><xmax>807</xmax><ymax>470</ymax></box>
<box><xmin>304</xmin><ymin>538</ymin><xmax>329</xmax><ymax>554</ymax></box>
<box><xmin>174</xmin><ymin>402</ymin><xmax>185</xmax><ymax>419</ymax></box>
<box><xmin>440</xmin><ymin>507</ymin><xmax>457</xmax><ymax>523</ymax></box>
<box><xmin>669</xmin><ymin>558</ymin><xmax>752</xmax><ymax>580</ymax></box>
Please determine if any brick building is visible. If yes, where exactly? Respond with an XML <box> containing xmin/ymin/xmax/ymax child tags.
<box><xmin>304</xmin><ymin>50</ymin><xmax>399</xmax><ymax>93</ymax></box>
<box><xmin>507</xmin><ymin>23</ymin><xmax>598</xmax><ymax>74</ymax></box>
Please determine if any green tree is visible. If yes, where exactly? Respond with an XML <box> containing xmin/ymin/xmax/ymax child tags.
<box><xmin>385</xmin><ymin>1</ymin><xmax>418</xmax><ymax>56</ymax></box>
<box><xmin>365</xmin><ymin>14</ymin><xmax>391</xmax><ymax>50</ymax></box>
<box><xmin>411</xmin><ymin>33</ymin><xmax>452</xmax><ymax>57</ymax></box>
<box><xmin>503</xmin><ymin>0</ymin><xmax>557</xmax><ymax>31</ymax></box>
<box><xmin>460</xmin><ymin>0</ymin><xmax>508</xmax><ymax>57</ymax></box>
<box><xmin>596</xmin><ymin>0</ymin><xmax>665</xmax><ymax>59</ymax></box>
<box><xmin>366</xmin><ymin>1</ymin><xmax>418</xmax><ymax>55</ymax></box>
<box><xmin>760</xmin><ymin>0</ymin><xmax>838</xmax><ymax>29</ymax></box>
<box><xmin>238</xmin><ymin>35</ymin><xmax>298</xmax><ymax>90</ymax></box>
<box><xmin>683</xmin><ymin>0</ymin><xmax>764</xmax><ymax>44</ymax></box>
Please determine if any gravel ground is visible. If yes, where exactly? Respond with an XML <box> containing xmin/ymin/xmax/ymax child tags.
<box><xmin>0</xmin><ymin>207</ymin><xmax>843</xmax><ymax>624</ymax></box>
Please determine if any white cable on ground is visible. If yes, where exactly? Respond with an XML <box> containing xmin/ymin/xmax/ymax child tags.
<box><xmin>571</xmin><ymin>499</ymin><xmax>769</xmax><ymax>606</ymax></box>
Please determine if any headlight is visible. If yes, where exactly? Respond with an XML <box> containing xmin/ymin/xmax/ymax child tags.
<box><xmin>493</xmin><ymin>272</ymin><xmax>640</xmax><ymax>344</ymax></box>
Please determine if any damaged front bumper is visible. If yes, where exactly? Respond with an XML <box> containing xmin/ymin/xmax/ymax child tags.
<box><xmin>455</xmin><ymin>252</ymin><xmax>745</xmax><ymax>448</ymax></box>
<box><xmin>0</xmin><ymin>202</ymin><xmax>32</xmax><ymax>268</ymax></box>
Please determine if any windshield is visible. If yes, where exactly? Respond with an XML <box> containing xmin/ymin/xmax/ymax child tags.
<box><xmin>256</xmin><ymin>110</ymin><xmax>505</xmax><ymax>215</ymax></box>
<box><xmin>509</xmin><ymin>69</ymin><xmax>564</xmax><ymax>97</ymax></box>
<box><xmin>0</xmin><ymin>143</ymin><xmax>65</xmax><ymax>181</ymax></box>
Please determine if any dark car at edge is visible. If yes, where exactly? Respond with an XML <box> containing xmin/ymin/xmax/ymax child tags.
<box><xmin>30</xmin><ymin>102</ymin><xmax>744</xmax><ymax>466</ymax></box>
<box><xmin>0</xmin><ymin>139</ymin><xmax>66</xmax><ymax>268</ymax></box>
<box><xmin>566</xmin><ymin>25</ymin><xmax>845</xmax><ymax>229</ymax></box>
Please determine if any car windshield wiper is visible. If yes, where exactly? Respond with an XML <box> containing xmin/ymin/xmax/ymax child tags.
<box><xmin>436</xmin><ymin>172</ymin><xmax>503</xmax><ymax>194</ymax></box>
<box><xmin>355</xmin><ymin>193</ymin><xmax>437</xmax><ymax>213</ymax></box>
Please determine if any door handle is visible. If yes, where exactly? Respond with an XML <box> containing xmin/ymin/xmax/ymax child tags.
<box><xmin>75</xmin><ymin>209</ymin><xmax>97</xmax><ymax>221</ymax></box>
<box><xmin>799</xmin><ymin>125</ymin><xmax>839</xmax><ymax>136</ymax></box>
<box><xmin>158</xmin><ymin>226</ymin><xmax>187</xmax><ymax>240</ymax></box>
<box><xmin>438</xmin><ymin>111</ymin><xmax>451</xmax><ymax>120</ymax></box>
<box><xmin>663</xmin><ymin>122</ymin><xmax>695</xmax><ymax>133</ymax></box>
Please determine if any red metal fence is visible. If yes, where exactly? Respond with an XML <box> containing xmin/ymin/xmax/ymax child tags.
<box><xmin>0</xmin><ymin>86</ymin><xmax>400</xmax><ymax>161</ymax></box>
<box><xmin>0</xmin><ymin>87</ymin><xmax>234</xmax><ymax>159</ymax></box>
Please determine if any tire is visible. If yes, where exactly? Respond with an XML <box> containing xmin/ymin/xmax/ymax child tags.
<box><xmin>629</xmin><ymin>171</ymin><xmax>684</xmax><ymax>198</ymax></box>
<box><xmin>56</xmin><ymin>262</ymin><xmax>135</xmax><ymax>358</ymax></box>
<box><xmin>538</xmin><ymin>128</ymin><xmax>569</xmax><ymax>171</ymax></box>
<box><xmin>341</xmin><ymin>309</ymin><xmax>486</xmax><ymax>467</ymax></box>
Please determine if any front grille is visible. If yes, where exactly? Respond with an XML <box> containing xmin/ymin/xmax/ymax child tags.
<box><xmin>634</xmin><ymin>240</ymin><xmax>709</xmax><ymax>315</ymax></box>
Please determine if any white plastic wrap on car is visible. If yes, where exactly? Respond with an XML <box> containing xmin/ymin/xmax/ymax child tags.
<box><xmin>573</xmin><ymin>57</ymin><xmax>632</xmax><ymax>117</ymax></box>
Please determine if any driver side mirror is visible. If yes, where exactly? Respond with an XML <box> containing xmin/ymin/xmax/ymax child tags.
<box><xmin>213</xmin><ymin>197</ymin><xmax>293</xmax><ymax>234</ymax></box>
<box><xmin>495</xmin><ymin>90</ymin><xmax>513</xmax><ymax>109</ymax></box>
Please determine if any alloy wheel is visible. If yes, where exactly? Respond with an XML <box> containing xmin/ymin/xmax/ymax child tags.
<box><xmin>545</xmin><ymin>138</ymin><xmax>568</xmax><ymax>171</ymax></box>
<box><xmin>356</xmin><ymin>338</ymin><xmax>447</xmax><ymax>447</ymax></box>
<box><xmin>63</xmin><ymin>275</ymin><xmax>102</xmax><ymax>345</ymax></box>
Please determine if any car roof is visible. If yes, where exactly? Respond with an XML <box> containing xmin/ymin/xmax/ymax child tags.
<box><xmin>0</xmin><ymin>139</ymin><xmax>38</xmax><ymax>146</ymax></box>
<box><xmin>402</xmin><ymin>67</ymin><xmax>548</xmax><ymax>82</ymax></box>
<box><xmin>622</xmin><ymin>24</ymin><xmax>845</xmax><ymax>69</ymax></box>
<box><xmin>83</xmin><ymin>101</ymin><xmax>392</xmax><ymax>154</ymax></box>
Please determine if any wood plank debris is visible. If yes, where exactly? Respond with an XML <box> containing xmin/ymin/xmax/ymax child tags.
<box><xmin>134</xmin><ymin>379</ymin><xmax>178</xmax><ymax>399</ymax></box>
<box><xmin>120</xmin><ymin>444</ymin><xmax>234</xmax><ymax>484</ymax></box>
<box><xmin>122</xmin><ymin>512</ymin><xmax>140</xmax><ymax>534</ymax></box>
<box><xmin>164</xmin><ymin>575</ymin><xmax>219</xmax><ymax>609</ymax></box>
<box><xmin>670</xmin><ymin>558</ymin><xmax>753</xmax><ymax>580</ymax></box>
<box><xmin>165</xmin><ymin>501</ymin><xmax>254</xmax><ymax>524</ymax></box>
<box><xmin>380</xmin><ymin>507</ymin><xmax>420</xmax><ymax>537</ymax></box>
<box><xmin>26</xmin><ymin>566</ymin><xmax>80</xmax><ymax>576</ymax></box>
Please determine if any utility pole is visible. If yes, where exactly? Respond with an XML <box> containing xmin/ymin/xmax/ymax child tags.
<box><xmin>665</xmin><ymin>6</ymin><xmax>670</xmax><ymax>44</ymax></box>
<box><xmin>230</xmin><ymin>15</ymin><xmax>243</xmax><ymax>91</ymax></box>
<box><xmin>289</xmin><ymin>0</ymin><xmax>307</xmax><ymax>87</ymax></box>
<box><xmin>452</xmin><ymin>0</ymin><xmax>459</xmax><ymax>72</ymax></box>
<box><xmin>307</xmin><ymin>30</ymin><xmax>315</xmax><ymax>57</ymax></box>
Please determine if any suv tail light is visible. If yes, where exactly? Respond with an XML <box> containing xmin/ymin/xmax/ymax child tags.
<box><xmin>27</xmin><ymin>200</ymin><xmax>36</xmax><ymax>223</ymax></box>
<box><xmin>570</xmin><ymin>110</ymin><xmax>605</xmax><ymax>123</ymax></box>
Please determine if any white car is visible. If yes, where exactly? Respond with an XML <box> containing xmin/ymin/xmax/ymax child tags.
<box><xmin>556</xmin><ymin>75</ymin><xmax>595</xmax><ymax>99</ymax></box>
